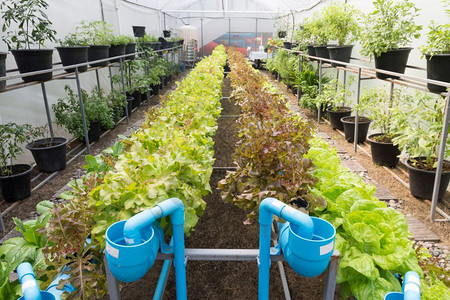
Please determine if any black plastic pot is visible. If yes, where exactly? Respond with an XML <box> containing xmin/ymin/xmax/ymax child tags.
<box><xmin>0</xmin><ymin>164</ymin><xmax>33</xmax><ymax>202</ymax></box>
<box><xmin>307</xmin><ymin>45</ymin><xmax>316</xmax><ymax>61</ymax></box>
<box><xmin>341</xmin><ymin>116</ymin><xmax>372</xmax><ymax>143</ymax></box>
<box><xmin>125</xmin><ymin>43</ymin><xmax>137</xmax><ymax>60</ymax></box>
<box><xmin>368</xmin><ymin>133</ymin><xmax>400</xmax><ymax>168</ymax></box>
<box><xmin>374</xmin><ymin>47</ymin><xmax>412</xmax><ymax>79</ymax></box>
<box><xmin>0</xmin><ymin>52</ymin><xmax>6</xmax><ymax>91</ymax></box>
<box><xmin>425</xmin><ymin>53</ymin><xmax>450</xmax><ymax>93</ymax></box>
<box><xmin>150</xmin><ymin>84</ymin><xmax>160</xmax><ymax>96</ymax></box>
<box><xmin>327</xmin><ymin>45</ymin><xmax>353</xmax><ymax>67</ymax></box>
<box><xmin>278</xmin><ymin>31</ymin><xmax>287</xmax><ymax>38</ymax></box>
<box><xmin>129</xmin><ymin>91</ymin><xmax>142</xmax><ymax>109</ymax></box>
<box><xmin>314</xmin><ymin>45</ymin><xmax>332</xmax><ymax>59</ymax></box>
<box><xmin>132</xmin><ymin>26</ymin><xmax>146</xmax><ymax>37</ymax></box>
<box><xmin>283</xmin><ymin>42</ymin><xmax>293</xmax><ymax>49</ymax></box>
<box><xmin>109</xmin><ymin>44</ymin><xmax>126</xmax><ymax>63</ymax></box>
<box><xmin>26</xmin><ymin>137</ymin><xmax>68</xmax><ymax>173</ymax></box>
<box><xmin>405</xmin><ymin>158</ymin><xmax>450</xmax><ymax>200</ymax></box>
<box><xmin>88</xmin><ymin>45</ymin><xmax>110</xmax><ymax>67</ymax></box>
<box><xmin>82</xmin><ymin>120</ymin><xmax>101</xmax><ymax>143</ymax></box>
<box><xmin>11</xmin><ymin>49</ymin><xmax>53</xmax><ymax>82</ymax></box>
<box><xmin>163</xmin><ymin>30</ymin><xmax>171</xmax><ymax>38</ymax></box>
<box><xmin>326</xmin><ymin>107</ymin><xmax>351</xmax><ymax>130</ymax></box>
<box><xmin>56</xmin><ymin>46</ymin><xmax>89</xmax><ymax>73</ymax></box>
<box><xmin>165</xmin><ymin>41</ymin><xmax>174</xmax><ymax>49</ymax></box>
<box><xmin>123</xmin><ymin>96</ymin><xmax>134</xmax><ymax>117</ymax></box>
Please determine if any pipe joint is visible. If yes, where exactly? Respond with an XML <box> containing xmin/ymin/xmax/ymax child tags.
<box><xmin>17</xmin><ymin>262</ymin><xmax>41</xmax><ymax>300</ymax></box>
<box><xmin>124</xmin><ymin>206</ymin><xmax>162</xmax><ymax>245</ymax></box>
<box><xmin>157</xmin><ymin>197</ymin><xmax>185</xmax><ymax>226</ymax></box>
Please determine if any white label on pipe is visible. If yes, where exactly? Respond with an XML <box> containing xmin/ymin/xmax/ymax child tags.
<box><xmin>404</xmin><ymin>284</ymin><xmax>420</xmax><ymax>293</ymax></box>
<box><xmin>21</xmin><ymin>280</ymin><xmax>37</xmax><ymax>293</ymax></box>
<box><xmin>106</xmin><ymin>242</ymin><xmax>119</xmax><ymax>259</ymax></box>
<box><xmin>124</xmin><ymin>237</ymin><xmax>134</xmax><ymax>244</ymax></box>
<box><xmin>408</xmin><ymin>276</ymin><xmax>420</xmax><ymax>286</ymax></box>
<box><xmin>320</xmin><ymin>241</ymin><xmax>334</xmax><ymax>255</ymax></box>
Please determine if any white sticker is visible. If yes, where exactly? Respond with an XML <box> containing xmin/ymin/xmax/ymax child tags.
<box><xmin>21</xmin><ymin>280</ymin><xmax>37</xmax><ymax>293</ymax></box>
<box><xmin>404</xmin><ymin>284</ymin><xmax>420</xmax><ymax>294</ymax></box>
<box><xmin>124</xmin><ymin>237</ymin><xmax>134</xmax><ymax>245</ymax></box>
<box><xmin>320</xmin><ymin>241</ymin><xmax>334</xmax><ymax>255</ymax></box>
<box><xmin>106</xmin><ymin>242</ymin><xmax>119</xmax><ymax>259</ymax></box>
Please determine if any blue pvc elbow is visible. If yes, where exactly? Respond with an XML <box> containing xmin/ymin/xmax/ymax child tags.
<box><xmin>17</xmin><ymin>262</ymin><xmax>41</xmax><ymax>300</ymax></box>
<box><xmin>403</xmin><ymin>271</ymin><xmax>420</xmax><ymax>300</ymax></box>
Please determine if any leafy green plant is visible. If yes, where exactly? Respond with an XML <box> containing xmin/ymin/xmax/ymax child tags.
<box><xmin>315</xmin><ymin>78</ymin><xmax>354</xmax><ymax>111</ymax></box>
<box><xmin>76</xmin><ymin>20</ymin><xmax>114</xmax><ymax>46</ymax></box>
<box><xmin>390</xmin><ymin>91</ymin><xmax>450</xmax><ymax>169</ymax></box>
<box><xmin>58</xmin><ymin>33</ymin><xmax>88</xmax><ymax>47</ymax></box>
<box><xmin>305</xmin><ymin>137</ymin><xmax>422</xmax><ymax>300</ymax></box>
<box><xmin>306</xmin><ymin>11</ymin><xmax>330</xmax><ymax>45</ymax></box>
<box><xmin>137</xmin><ymin>33</ymin><xmax>158</xmax><ymax>43</ymax></box>
<box><xmin>110</xmin><ymin>35</ymin><xmax>134</xmax><ymax>46</ymax></box>
<box><xmin>0</xmin><ymin>0</ymin><xmax>56</xmax><ymax>50</ymax></box>
<box><xmin>420</xmin><ymin>21</ymin><xmax>450</xmax><ymax>56</ymax></box>
<box><xmin>360</xmin><ymin>0</ymin><xmax>422</xmax><ymax>58</ymax></box>
<box><xmin>322</xmin><ymin>2</ymin><xmax>361</xmax><ymax>45</ymax></box>
<box><xmin>0</xmin><ymin>123</ymin><xmax>42</xmax><ymax>175</ymax></box>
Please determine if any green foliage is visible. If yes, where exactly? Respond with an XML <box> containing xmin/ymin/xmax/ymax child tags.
<box><xmin>390</xmin><ymin>91</ymin><xmax>450</xmax><ymax>168</ymax></box>
<box><xmin>53</xmin><ymin>85</ymin><xmax>114</xmax><ymax>140</ymax></box>
<box><xmin>0</xmin><ymin>201</ymin><xmax>53</xmax><ymax>299</ymax></box>
<box><xmin>360</xmin><ymin>0</ymin><xmax>422</xmax><ymax>58</ymax></box>
<box><xmin>76</xmin><ymin>20</ymin><xmax>114</xmax><ymax>46</ymax></box>
<box><xmin>218</xmin><ymin>48</ymin><xmax>324</xmax><ymax>222</ymax></box>
<box><xmin>0</xmin><ymin>123</ymin><xmax>42</xmax><ymax>175</ymax></box>
<box><xmin>58</xmin><ymin>33</ymin><xmax>88</xmax><ymax>47</ymax></box>
<box><xmin>321</xmin><ymin>2</ymin><xmax>361</xmax><ymax>45</ymax></box>
<box><xmin>315</xmin><ymin>78</ymin><xmax>354</xmax><ymax>111</ymax></box>
<box><xmin>420</xmin><ymin>21</ymin><xmax>450</xmax><ymax>56</ymax></box>
<box><xmin>137</xmin><ymin>34</ymin><xmax>158</xmax><ymax>43</ymax></box>
<box><xmin>297</xmin><ymin>62</ymin><xmax>330</xmax><ymax>110</ymax></box>
<box><xmin>108</xmin><ymin>88</ymin><xmax>127</xmax><ymax>112</ymax></box>
<box><xmin>110</xmin><ymin>35</ymin><xmax>134</xmax><ymax>46</ymax></box>
<box><xmin>305</xmin><ymin>137</ymin><xmax>422</xmax><ymax>300</ymax></box>
<box><xmin>0</xmin><ymin>0</ymin><xmax>56</xmax><ymax>50</ymax></box>
<box><xmin>305</xmin><ymin>10</ymin><xmax>330</xmax><ymax>45</ymax></box>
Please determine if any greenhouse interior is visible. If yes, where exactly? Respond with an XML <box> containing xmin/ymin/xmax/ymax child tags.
<box><xmin>0</xmin><ymin>0</ymin><xmax>449</xmax><ymax>299</ymax></box>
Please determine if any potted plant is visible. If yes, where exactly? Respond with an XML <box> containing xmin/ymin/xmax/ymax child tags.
<box><xmin>108</xmin><ymin>89</ymin><xmax>129</xmax><ymax>123</ymax></box>
<box><xmin>56</xmin><ymin>33</ymin><xmax>89</xmax><ymax>73</ymax></box>
<box><xmin>308</xmin><ymin>11</ymin><xmax>332</xmax><ymax>59</ymax></box>
<box><xmin>53</xmin><ymin>85</ymin><xmax>114</xmax><ymax>143</ymax></box>
<box><xmin>419</xmin><ymin>16</ymin><xmax>450</xmax><ymax>93</ymax></box>
<box><xmin>124</xmin><ymin>36</ymin><xmax>137</xmax><ymax>60</ymax></box>
<box><xmin>1</xmin><ymin>0</ymin><xmax>56</xmax><ymax>82</ymax></box>
<box><xmin>137</xmin><ymin>34</ymin><xmax>160</xmax><ymax>53</ymax></box>
<box><xmin>359</xmin><ymin>87</ymin><xmax>403</xmax><ymax>167</ymax></box>
<box><xmin>76</xmin><ymin>20</ymin><xmax>114</xmax><ymax>67</ymax></box>
<box><xmin>391</xmin><ymin>91</ymin><xmax>450</xmax><ymax>200</ymax></box>
<box><xmin>26</xmin><ymin>124</ymin><xmax>68</xmax><ymax>173</ymax></box>
<box><xmin>341</xmin><ymin>91</ymin><xmax>372</xmax><ymax>144</ymax></box>
<box><xmin>323</xmin><ymin>2</ymin><xmax>361</xmax><ymax>66</ymax></box>
<box><xmin>360</xmin><ymin>0</ymin><xmax>422</xmax><ymax>79</ymax></box>
<box><xmin>132</xmin><ymin>25</ymin><xmax>146</xmax><ymax>37</ymax></box>
<box><xmin>109</xmin><ymin>35</ymin><xmax>130</xmax><ymax>63</ymax></box>
<box><xmin>0</xmin><ymin>52</ymin><xmax>6</xmax><ymax>90</ymax></box>
<box><xmin>0</xmin><ymin>123</ymin><xmax>41</xmax><ymax>202</ymax></box>
<box><xmin>163</xmin><ymin>29</ymin><xmax>172</xmax><ymax>38</ymax></box>
<box><xmin>318</xmin><ymin>79</ymin><xmax>353</xmax><ymax>130</ymax></box>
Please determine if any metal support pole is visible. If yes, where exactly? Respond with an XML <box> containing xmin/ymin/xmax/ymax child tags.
<box><xmin>201</xmin><ymin>19</ymin><xmax>204</xmax><ymax>58</ymax></box>
<box><xmin>95</xmin><ymin>69</ymin><xmax>101</xmax><ymax>90</ymax></box>
<box><xmin>323</xmin><ymin>251</ymin><xmax>340</xmax><ymax>300</ymax></box>
<box><xmin>40</xmin><ymin>82</ymin><xmax>54</xmax><ymax>137</ymax></box>
<box><xmin>343</xmin><ymin>70</ymin><xmax>347</xmax><ymax>90</ymax></box>
<box><xmin>318</xmin><ymin>60</ymin><xmax>323</xmax><ymax>123</ymax></box>
<box><xmin>354</xmin><ymin>68</ymin><xmax>362</xmax><ymax>153</ymax></box>
<box><xmin>255</xmin><ymin>19</ymin><xmax>258</xmax><ymax>51</ymax></box>
<box><xmin>0</xmin><ymin>213</ymin><xmax>5</xmax><ymax>231</ymax></box>
<box><xmin>228</xmin><ymin>19</ymin><xmax>231</xmax><ymax>46</ymax></box>
<box><xmin>297</xmin><ymin>56</ymin><xmax>303</xmax><ymax>102</ymax></box>
<box><xmin>75</xmin><ymin>67</ymin><xmax>91</xmax><ymax>154</ymax></box>
<box><xmin>119</xmin><ymin>58</ymin><xmax>129</xmax><ymax>124</ymax></box>
<box><xmin>104</xmin><ymin>256</ymin><xmax>121</xmax><ymax>300</ymax></box>
<box><xmin>335</xmin><ymin>69</ymin><xmax>339</xmax><ymax>89</ymax></box>
<box><xmin>108</xmin><ymin>67</ymin><xmax>114</xmax><ymax>91</ymax></box>
<box><xmin>430</xmin><ymin>92</ymin><xmax>450</xmax><ymax>220</ymax></box>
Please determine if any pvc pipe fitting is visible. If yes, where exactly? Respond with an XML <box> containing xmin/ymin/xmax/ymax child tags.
<box><xmin>17</xmin><ymin>262</ymin><xmax>41</xmax><ymax>300</ymax></box>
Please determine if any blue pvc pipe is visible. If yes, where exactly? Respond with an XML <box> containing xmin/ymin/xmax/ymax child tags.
<box><xmin>153</xmin><ymin>238</ymin><xmax>174</xmax><ymax>300</ymax></box>
<box><xmin>403</xmin><ymin>271</ymin><xmax>420</xmax><ymax>300</ymax></box>
<box><xmin>258</xmin><ymin>198</ymin><xmax>314</xmax><ymax>300</ymax></box>
<box><xmin>124</xmin><ymin>198</ymin><xmax>187</xmax><ymax>300</ymax></box>
<box><xmin>17</xmin><ymin>263</ymin><xmax>41</xmax><ymax>300</ymax></box>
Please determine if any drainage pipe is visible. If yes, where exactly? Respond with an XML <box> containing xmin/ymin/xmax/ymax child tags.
<box><xmin>124</xmin><ymin>198</ymin><xmax>186</xmax><ymax>300</ymax></box>
<box><xmin>153</xmin><ymin>238</ymin><xmax>174</xmax><ymax>300</ymax></box>
<box><xmin>17</xmin><ymin>263</ymin><xmax>41</xmax><ymax>300</ymax></box>
<box><xmin>258</xmin><ymin>197</ymin><xmax>314</xmax><ymax>300</ymax></box>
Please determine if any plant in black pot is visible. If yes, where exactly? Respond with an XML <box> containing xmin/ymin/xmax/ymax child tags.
<box><xmin>308</xmin><ymin>11</ymin><xmax>332</xmax><ymax>59</ymax></box>
<box><xmin>319</xmin><ymin>79</ymin><xmax>354</xmax><ymax>130</ymax></box>
<box><xmin>360</xmin><ymin>0</ymin><xmax>422</xmax><ymax>79</ymax></box>
<box><xmin>391</xmin><ymin>91</ymin><xmax>450</xmax><ymax>200</ymax></box>
<box><xmin>137</xmin><ymin>34</ymin><xmax>160</xmax><ymax>54</ymax></box>
<box><xmin>108</xmin><ymin>35</ymin><xmax>129</xmax><ymax>63</ymax></box>
<box><xmin>341</xmin><ymin>102</ymin><xmax>372</xmax><ymax>144</ymax></box>
<box><xmin>419</xmin><ymin>13</ymin><xmax>450</xmax><ymax>93</ymax></box>
<box><xmin>56</xmin><ymin>33</ymin><xmax>89</xmax><ymax>73</ymax></box>
<box><xmin>297</xmin><ymin>62</ymin><xmax>331</xmax><ymax>111</ymax></box>
<box><xmin>108</xmin><ymin>88</ymin><xmax>128</xmax><ymax>123</ymax></box>
<box><xmin>123</xmin><ymin>35</ymin><xmax>137</xmax><ymax>60</ymax></box>
<box><xmin>1</xmin><ymin>0</ymin><xmax>56</xmax><ymax>82</ymax></box>
<box><xmin>0</xmin><ymin>123</ymin><xmax>42</xmax><ymax>202</ymax></box>
<box><xmin>359</xmin><ymin>87</ymin><xmax>404</xmax><ymax>167</ymax></box>
<box><xmin>132</xmin><ymin>25</ymin><xmax>145</xmax><ymax>37</ymax></box>
<box><xmin>26</xmin><ymin>124</ymin><xmax>68</xmax><ymax>173</ymax></box>
<box><xmin>53</xmin><ymin>85</ymin><xmax>114</xmax><ymax>143</ymax></box>
<box><xmin>163</xmin><ymin>29</ymin><xmax>172</xmax><ymax>38</ymax></box>
<box><xmin>323</xmin><ymin>2</ymin><xmax>361</xmax><ymax>66</ymax></box>
<box><xmin>76</xmin><ymin>20</ymin><xmax>114</xmax><ymax>67</ymax></box>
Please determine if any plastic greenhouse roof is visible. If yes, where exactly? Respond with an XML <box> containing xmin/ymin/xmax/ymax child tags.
<box><xmin>128</xmin><ymin>0</ymin><xmax>325</xmax><ymax>19</ymax></box>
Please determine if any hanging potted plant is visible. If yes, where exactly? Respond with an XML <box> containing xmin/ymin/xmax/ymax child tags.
<box><xmin>56</xmin><ymin>33</ymin><xmax>89</xmax><ymax>73</ymax></box>
<box><xmin>76</xmin><ymin>20</ymin><xmax>114</xmax><ymax>67</ymax></box>
<box><xmin>360</xmin><ymin>0</ymin><xmax>422</xmax><ymax>79</ymax></box>
<box><xmin>419</xmin><ymin>17</ymin><xmax>450</xmax><ymax>93</ymax></box>
<box><xmin>391</xmin><ymin>91</ymin><xmax>450</xmax><ymax>200</ymax></box>
<box><xmin>0</xmin><ymin>123</ymin><xmax>42</xmax><ymax>202</ymax></box>
<box><xmin>0</xmin><ymin>0</ymin><xmax>56</xmax><ymax>82</ymax></box>
<box><xmin>318</xmin><ymin>79</ymin><xmax>353</xmax><ymax>130</ymax></box>
<box><xmin>163</xmin><ymin>29</ymin><xmax>172</xmax><ymax>38</ymax></box>
<box><xmin>324</xmin><ymin>2</ymin><xmax>361</xmax><ymax>66</ymax></box>
<box><xmin>26</xmin><ymin>124</ymin><xmax>68</xmax><ymax>173</ymax></box>
<box><xmin>359</xmin><ymin>87</ymin><xmax>404</xmax><ymax>167</ymax></box>
<box><xmin>132</xmin><ymin>25</ymin><xmax>146</xmax><ymax>37</ymax></box>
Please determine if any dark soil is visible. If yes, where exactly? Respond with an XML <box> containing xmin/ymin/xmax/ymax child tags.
<box><xmin>407</xmin><ymin>158</ymin><xmax>450</xmax><ymax>172</ymax></box>
<box><xmin>368</xmin><ymin>133</ymin><xmax>394</xmax><ymax>144</ymax></box>
<box><xmin>341</xmin><ymin>116</ymin><xmax>371</xmax><ymax>123</ymax></box>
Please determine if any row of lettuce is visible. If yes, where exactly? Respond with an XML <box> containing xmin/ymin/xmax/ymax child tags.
<box><xmin>0</xmin><ymin>45</ymin><xmax>227</xmax><ymax>299</ymax></box>
<box><xmin>219</xmin><ymin>48</ymin><xmax>449</xmax><ymax>299</ymax></box>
